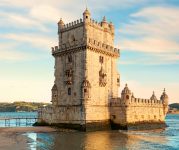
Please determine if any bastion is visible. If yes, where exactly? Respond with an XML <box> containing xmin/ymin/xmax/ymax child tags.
<box><xmin>37</xmin><ymin>9</ymin><xmax>168</xmax><ymax>131</ymax></box>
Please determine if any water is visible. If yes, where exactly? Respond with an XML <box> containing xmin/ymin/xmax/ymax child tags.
<box><xmin>0</xmin><ymin>112</ymin><xmax>37</xmax><ymax>127</ymax></box>
<box><xmin>25</xmin><ymin>114</ymin><xmax>179</xmax><ymax>150</ymax></box>
<box><xmin>0</xmin><ymin>113</ymin><xmax>178</xmax><ymax>149</ymax></box>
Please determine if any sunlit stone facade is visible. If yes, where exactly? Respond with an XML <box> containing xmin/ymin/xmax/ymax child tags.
<box><xmin>38</xmin><ymin>9</ymin><xmax>168</xmax><ymax>131</ymax></box>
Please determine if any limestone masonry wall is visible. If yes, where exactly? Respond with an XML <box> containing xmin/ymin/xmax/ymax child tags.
<box><xmin>110</xmin><ymin>86</ymin><xmax>168</xmax><ymax>127</ymax></box>
<box><xmin>38</xmin><ymin>9</ymin><xmax>168</xmax><ymax>131</ymax></box>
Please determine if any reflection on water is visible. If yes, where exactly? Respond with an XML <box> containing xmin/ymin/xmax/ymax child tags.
<box><xmin>26</xmin><ymin>114</ymin><xmax>179</xmax><ymax>150</ymax></box>
<box><xmin>27</xmin><ymin>133</ymin><xmax>37</xmax><ymax>150</ymax></box>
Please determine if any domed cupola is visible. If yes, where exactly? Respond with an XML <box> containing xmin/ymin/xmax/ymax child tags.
<box><xmin>160</xmin><ymin>88</ymin><xmax>169</xmax><ymax>105</ymax></box>
<box><xmin>150</xmin><ymin>91</ymin><xmax>157</xmax><ymax>101</ymax></box>
<box><xmin>121</xmin><ymin>84</ymin><xmax>132</xmax><ymax>105</ymax></box>
<box><xmin>58</xmin><ymin>18</ymin><xmax>65</xmax><ymax>32</ymax></box>
<box><xmin>122</xmin><ymin>84</ymin><xmax>132</xmax><ymax>95</ymax></box>
<box><xmin>101</xmin><ymin>16</ymin><xmax>108</xmax><ymax>28</ymax></box>
<box><xmin>83</xmin><ymin>8</ymin><xmax>91</xmax><ymax>22</ymax></box>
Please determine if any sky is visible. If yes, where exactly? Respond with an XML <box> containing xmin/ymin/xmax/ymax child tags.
<box><xmin>0</xmin><ymin>0</ymin><xmax>179</xmax><ymax>103</ymax></box>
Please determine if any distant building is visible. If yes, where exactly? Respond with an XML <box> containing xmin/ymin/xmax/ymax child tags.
<box><xmin>38</xmin><ymin>9</ymin><xmax>168</xmax><ymax>131</ymax></box>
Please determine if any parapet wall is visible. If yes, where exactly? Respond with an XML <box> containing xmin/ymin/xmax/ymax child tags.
<box><xmin>58</xmin><ymin>18</ymin><xmax>114</xmax><ymax>34</ymax></box>
<box><xmin>51</xmin><ymin>37</ymin><xmax>120</xmax><ymax>56</ymax></box>
<box><xmin>110</xmin><ymin>97</ymin><xmax>166</xmax><ymax>127</ymax></box>
<box><xmin>87</xmin><ymin>38</ymin><xmax>120</xmax><ymax>54</ymax></box>
<box><xmin>110</xmin><ymin>97</ymin><xmax>163</xmax><ymax>107</ymax></box>
<box><xmin>59</xmin><ymin>18</ymin><xmax>83</xmax><ymax>32</ymax></box>
<box><xmin>87</xmin><ymin>19</ymin><xmax>114</xmax><ymax>34</ymax></box>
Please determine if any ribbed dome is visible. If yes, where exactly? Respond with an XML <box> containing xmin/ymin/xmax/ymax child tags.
<box><xmin>83</xmin><ymin>8</ymin><xmax>90</xmax><ymax>15</ymax></box>
<box><xmin>58</xmin><ymin>18</ymin><xmax>64</xmax><ymax>25</ymax></box>
<box><xmin>122</xmin><ymin>84</ymin><xmax>131</xmax><ymax>94</ymax></box>
<box><xmin>150</xmin><ymin>91</ymin><xmax>157</xmax><ymax>100</ymax></box>
<box><xmin>160</xmin><ymin>88</ymin><xmax>168</xmax><ymax>100</ymax></box>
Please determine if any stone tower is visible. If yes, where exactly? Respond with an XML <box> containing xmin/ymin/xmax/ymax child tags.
<box><xmin>38</xmin><ymin>9</ymin><xmax>169</xmax><ymax>131</ymax></box>
<box><xmin>49</xmin><ymin>9</ymin><xmax>120</xmax><ymax>131</ymax></box>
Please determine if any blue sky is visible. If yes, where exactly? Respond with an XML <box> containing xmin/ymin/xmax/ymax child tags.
<box><xmin>0</xmin><ymin>0</ymin><xmax>179</xmax><ymax>103</ymax></box>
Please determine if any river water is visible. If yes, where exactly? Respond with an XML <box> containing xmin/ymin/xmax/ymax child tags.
<box><xmin>25</xmin><ymin>114</ymin><xmax>179</xmax><ymax>150</ymax></box>
<box><xmin>0</xmin><ymin>112</ymin><xmax>178</xmax><ymax>149</ymax></box>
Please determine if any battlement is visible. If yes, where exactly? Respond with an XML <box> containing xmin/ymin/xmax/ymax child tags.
<box><xmin>58</xmin><ymin>17</ymin><xmax>114</xmax><ymax>34</ymax></box>
<box><xmin>87</xmin><ymin>18</ymin><xmax>114</xmax><ymax>34</ymax></box>
<box><xmin>87</xmin><ymin>38</ymin><xmax>120</xmax><ymax>54</ymax></box>
<box><xmin>110</xmin><ymin>97</ymin><xmax>164</xmax><ymax>107</ymax></box>
<box><xmin>51</xmin><ymin>37</ymin><xmax>120</xmax><ymax>56</ymax></box>
<box><xmin>59</xmin><ymin>18</ymin><xmax>84</xmax><ymax>32</ymax></box>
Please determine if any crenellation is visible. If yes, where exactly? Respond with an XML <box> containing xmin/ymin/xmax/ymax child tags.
<box><xmin>59</xmin><ymin>19</ymin><xmax>84</xmax><ymax>32</ymax></box>
<box><xmin>87</xmin><ymin>38</ymin><xmax>120</xmax><ymax>55</ymax></box>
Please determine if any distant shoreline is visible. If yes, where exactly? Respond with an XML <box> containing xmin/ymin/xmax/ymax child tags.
<box><xmin>168</xmin><ymin>112</ymin><xmax>179</xmax><ymax>114</ymax></box>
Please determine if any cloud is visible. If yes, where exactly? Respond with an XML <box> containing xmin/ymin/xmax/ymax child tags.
<box><xmin>0</xmin><ymin>78</ymin><xmax>52</xmax><ymax>102</ymax></box>
<box><xmin>121</xmin><ymin>38</ymin><xmax>179</xmax><ymax>53</ymax></box>
<box><xmin>0</xmin><ymin>43</ymin><xmax>33</xmax><ymax>61</ymax></box>
<box><xmin>119</xmin><ymin>52</ymin><xmax>179</xmax><ymax>65</ymax></box>
<box><xmin>119</xmin><ymin>6</ymin><xmax>179</xmax><ymax>53</ymax></box>
<box><xmin>29</xmin><ymin>5</ymin><xmax>78</xmax><ymax>23</ymax></box>
<box><xmin>0</xmin><ymin>33</ymin><xmax>57</xmax><ymax>49</ymax></box>
<box><xmin>0</xmin><ymin>11</ymin><xmax>48</xmax><ymax>32</ymax></box>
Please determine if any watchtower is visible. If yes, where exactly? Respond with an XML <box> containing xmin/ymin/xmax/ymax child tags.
<box><xmin>50</xmin><ymin>9</ymin><xmax>120</xmax><ymax>130</ymax></box>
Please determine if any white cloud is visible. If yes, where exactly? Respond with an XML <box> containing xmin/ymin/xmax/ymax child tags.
<box><xmin>119</xmin><ymin>6</ymin><xmax>179</xmax><ymax>53</ymax></box>
<box><xmin>121</xmin><ymin>38</ymin><xmax>179</xmax><ymax>53</ymax></box>
<box><xmin>0</xmin><ymin>33</ymin><xmax>57</xmax><ymax>49</ymax></box>
<box><xmin>119</xmin><ymin>53</ymin><xmax>179</xmax><ymax>65</ymax></box>
<box><xmin>0</xmin><ymin>11</ymin><xmax>48</xmax><ymax>32</ymax></box>
<box><xmin>0</xmin><ymin>78</ymin><xmax>52</xmax><ymax>102</ymax></box>
<box><xmin>0</xmin><ymin>43</ymin><xmax>33</xmax><ymax>61</ymax></box>
<box><xmin>29</xmin><ymin>5</ymin><xmax>78</xmax><ymax>23</ymax></box>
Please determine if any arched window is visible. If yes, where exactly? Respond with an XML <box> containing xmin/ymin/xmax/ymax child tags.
<box><xmin>84</xmin><ymin>89</ymin><xmax>87</xmax><ymax>93</ymax></box>
<box><xmin>126</xmin><ymin>95</ymin><xmax>129</xmax><ymax>99</ymax></box>
<box><xmin>68</xmin><ymin>88</ymin><xmax>71</xmax><ymax>95</ymax></box>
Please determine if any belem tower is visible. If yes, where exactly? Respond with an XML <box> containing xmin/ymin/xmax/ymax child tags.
<box><xmin>38</xmin><ymin>9</ymin><xmax>169</xmax><ymax>131</ymax></box>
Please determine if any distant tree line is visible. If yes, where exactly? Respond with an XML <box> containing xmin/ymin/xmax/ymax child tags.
<box><xmin>0</xmin><ymin>101</ymin><xmax>51</xmax><ymax>112</ymax></box>
<box><xmin>169</xmin><ymin>103</ymin><xmax>179</xmax><ymax>110</ymax></box>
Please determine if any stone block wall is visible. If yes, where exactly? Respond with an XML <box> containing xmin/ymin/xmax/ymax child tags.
<box><xmin>110</xmin><ymin>97</ymin><xmax>167</xmax><ymax>127</ymax></box>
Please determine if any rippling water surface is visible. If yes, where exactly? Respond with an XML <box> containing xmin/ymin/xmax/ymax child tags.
<box><xmin>25</xmin><ymin>114</ymin><xmax>179</xmax><ymax>150</ymax></box>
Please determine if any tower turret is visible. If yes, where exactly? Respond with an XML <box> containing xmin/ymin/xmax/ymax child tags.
<box><xmin>121</xmin><ymin>84</ymin><xmax>132</xmax><ymax>105</ymax></box>
<box><xmin>51</xmin><ymin>84</ymin><xmax>58</xmax><ymax>106</ymax></box>
<box><xmin>101</xmin><ymin>16</ymin><xmax>108</xmax><ymax>28</ymax></box>
<box><xmin>160</xmin><ymin>88</ymin><xmax>169</xmax><ymax>105</ymax></box>
<box><xmin>83</xmin><ymin>8</ymin><xmax>91</xmax><ymax>23</ymax></box>
<box><xmin>160</xmin><ymin>88</ymin><xmax>169</xmax><ymax>115</ymax></box>
<box><xmin>58</xmin><ymin>18</ymin><xmax>65</xmax><ymax>32</ymax></box>
<box><xmin>150</xmin><ymin>91</ymin><xmax>157</xmax><ymax>101</ymax></box>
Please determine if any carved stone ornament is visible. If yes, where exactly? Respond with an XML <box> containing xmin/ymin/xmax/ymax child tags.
<box><xmin>99</xmin><ymin>66</ymin><xmax>107</xmax><ymax>87</ymax></box>
<box><xmin>82</xmin><ymin>77</ymin><xmax>91</xmax><ymax>99</ymax></box>
<box><xmin>65</xmin><ymin>69</ymin><xmax>73</xmax><ymax>85</ymax></box>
